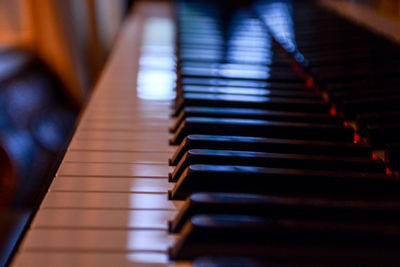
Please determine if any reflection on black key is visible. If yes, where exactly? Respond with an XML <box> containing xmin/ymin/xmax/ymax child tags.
<box><xmin>170</xmin><ymin>135</ymin><xmax>372</xmax><ymax>165</ymax></box>
<box><xmin>171</xmin><ymin>107</ymin><xmax>342</xmax><ymax>132</ymax></box>
<box><xmin>170</xmin><ymin>192</ymin><xmax>400</xmax><ymax>233</ymax></box>
<box><xmin>181</xmin><ymin>85</ymin><xmax>318</xmax><ymax>98</ymax></box>
<box><xmin>169</xmin><ymin>149</ymin><xmax>385</xmax><ymax>181</ymax></box>
<box><xmin>169</xmin><ymin>214</ymin><xmax>400</xmax><ymax>261</ymax></box>
<box><xmin>170</xmin><ymin>117</ymin><xmax>353</xmax><ymax>145</ymax></box>
<box><xmin>169</xmin><ymin>164</ymin><xmax>395</xmax><ymax>200</ymax></box>
<box><xmin>174</xmin><ymin>94</ymin><xmax>329</xmax><ymax>115</ymax></box>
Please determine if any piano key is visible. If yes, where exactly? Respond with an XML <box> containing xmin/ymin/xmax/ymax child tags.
<box><xmin>41</xmin><ymin>192</ymin><xmax>182</xmax><ymax>210</ymax></box>
<box><xmin>170</xmin><ymin>117</ymin><xmax>354</xmax><ymax>145</ymax></box>
<box><xmin>63</xmin><ymin>150</ymin><xmax>171</xmax><ymax>164</ymax></box>
<box><xmin>368</xmin><ymin>123</ymin><xmax>400</xmax><ymax>147</ymax></box>
<box><xmin>169</xmin><ymin>214</ymin><xmax>400</xmax><ymax>262</ymax></box>
<box><xmin>170</xmin><ymin>135</ymin><xmax>372</xmax><ymax>165</ymax></box>
<box><xmin>339</xmin><ymin>95</ymin><xmax>400</xmax><ymax>119</ymax></box>
<box><xmin>50</xmin><ymin>177</ymin><xmax>173</xmax><ymax>193</ymax></box>
<box><xmin>73</xmin><ymin>129</ymin><xmax>171</xmax><ymax>142</ymax></box>
<box><xmin>330</xmin><ymin>86</ymin><xmax>400</xmax><ymax>103</ymax></box>
<box><xmin>180</xmin><ymin>85</ymin><xmax>319</xmax><ymax>98</ymax></box>
<box><xmin>193</xmin><ymin>257</ymin><xmax>269</xmax><ymax>267</ymax></box>
<box><xmin>11</xmin><ymin>252</ymin><xmax>174</xmax><ymax>267</ymax></box>
<box><xmin>171</xmin><ymin>107</ymin><xmax>342</xmax><ymax>132</ymax></box>
<box><xmin>181</xmin><ymin>77</ymin><xmax>308</xmax><ymax>90</ymax></box>
<box><xmin>20</xmin><ymin>228</ymin><xmax>176</xmax><ymax>252</ymax></box>
<box><xmin>356</xmin><ymin>111</ymin><xmax>400</xmax><ymax>136</ymax></box>
<box><xmin>77</xmin><ymin>120</ymin><xmax>171</xmax><ymax>131</ymax></box>
<box><xmin>32</xmin><ymin>209</ymin><xmax>176</xmax><ymax>230</ymax></box>
<box><xmin>180</xmin><ymin>65</ymin><xmax>303</xmax><ymax>82</ymax></box>
<box><xmin>173</xmin><ymin>94</ymin><xmax>329</xmax><ymax>115</ymax></box>
<box><xmin>169</xmin><ymin>164</ymin><xmax>396</xmax><ymax>200</ymax></box>
<box><xmin>169</xmin><ymin>192</ymin><xmax>400</xmax><ymax>233</ymax></box>
<box><xmin>386</xmin><ymin>143</ymin><xmax>400</xmax><ymax>171</ymax></box>
<box><xmin>68</xmin><ymin>139</ymin><xmax>175</xmax><ymax>153</ymax></box>
<box><xmin>56</xmin><ymin>162</ymin><xmax>172</xmax><ymax>178</ymax></box>
<box><xmin>169</xmin><ymin>149</ymin><xmax>385</xmax><ymax>182</ymax></box>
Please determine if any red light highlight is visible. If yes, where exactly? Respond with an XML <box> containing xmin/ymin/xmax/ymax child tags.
<box><xmin>386</xmin><ymin>168</ymin><xmax>393</xmax><ymax>175</ymax></box>
<box><xmin>353</xmin><ymin>133</ymin><xmax>361</xmax><ymax>143</ymax></box>
<box><xmin>305</xmin><ymin>78</ymin><xmax>313</xmax><ymax>89</ymax></box>
<box><xmin>330</xmin><ymin>106</ymin><xmax>337</xmax><ymax>116</ymax></box>
<box><xmin>372</xmin><ymin>152</ymin><xmax>379</xmax><ymax>159</ymax></box>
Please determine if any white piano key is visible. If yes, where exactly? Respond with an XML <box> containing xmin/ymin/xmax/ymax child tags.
<box><xmin>77</xmin><ymin>121</ymin><xmax>169</xmax><ymax>131</ymax></box>
<box><xmin>63</xmin><ymin>150</ymin><xmax>171</xmax><ymax>164</ymax></box>
<box><xmin>11</xmin><ymin>252</ymin><xmax>182</xmax><ymax>267</ymax></box>
<box><xmin>73</xmin><ymin>129</ymin><xmax>171</xmax><ymax>142</ymax></box>
<box><xmin>80</xmin><ymin>112</ymin><xmax>170</xmax><ymax>121</ymax></box>
<box><xmin>79</xmin><ymin>117</ymin><xmax>173</xmax><ymax>124</ymax></box>
<box><xmin>20</xmin><ymin>229</ymin><xmax>177</xmax><ymax>252</ymax></box>
<box><xmin>31</xmin><ymin>209</ymin><xmax>177</xmax><ymax>230</ymax></box>
<box><xmin>68</xmin><ymin>139</ymin><xmax>174</xmax><ymax>152</ymax></box>
<box><xmin>57</xmin><ymin>162</ymin><xmax>172</xmax><ymax>177</ymax></box>
<box><xmin>50</xmin><ymin>177</ymin><xmax>173</xmax><ymax>193</ymax></box>
<box><xmin>41</xmin><ymin>192</ymin><xmax>183</xmax><ymax>210</ymax></box>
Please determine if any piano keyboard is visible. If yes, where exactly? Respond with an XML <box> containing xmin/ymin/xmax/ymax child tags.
<box><xmin>9</xmin><ymin>0</ymin><xmax>400</xmax><ymax>266</ymax></box>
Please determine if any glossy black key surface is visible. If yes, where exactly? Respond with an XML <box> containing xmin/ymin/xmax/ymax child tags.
<box><xmin>386</xmin><ymin>143</ymin><xmax>400</xmax><ymax>171</ymax></box>
<box><xmin>180</xmin><ymin>63</ymin><xmax>303</xmax><ymax>82</ymax></box>
<box><xmin>170</xmin><ymin>135</ymin><xmax>372</xmax><ymax>165</ymax></box>
<box><xmin>170</xmin><ymin>192</ymin><xmax>400</xmax><ymax>233</ymax></box>
<box><xmin>169</xmin><ymin>164</ymin><xmax>396</xmax><ymax>200</ymax></box>
<box><xmin>173</xmin><ymin>94</ymin><xmax>329</xmax><ymax>115</ymax></box>
<box><xmin>193</xmin><ymin>257</ymin><xmax>269</xmax><ymax>267</ymax></box>
<box><xmin>171</xmin><ymin>107</ymin><xmax>342</xmax><ymax>132</ymax></box>
<box><xmin>180</xmin><ymin>77</ymin><xmax>308</xmax><ymax>90</ymax></box>
<box><xmin>170</xmin><ymin>117</ymin><xmax>353</xmax><ymax>145</ymax></box>
<box><xmin>180</xmin><ymin>85</ymin><xmax>318</xmax><ymax>98</ymax></box>
<box><xmin>357</xmin><ymin>111</ymin><xmax>400</xmax><ymax>136</ymax></box>
<box><xmin>169</xmin><ymin>214</ymin><xmax>400</xmax><ymax>262</ymax></box>
<box><xmin>368</xmin><ymin>123</ymin><xmax>400</xmax><ymax>147</ymax></box>
<box><xmin>170</xmin><ymin>149</ymin><xmax>384</xmax><ymax>182</ymax></box>
<box><xmin>339</xmin><ymin>95</ymin><xmax>400</xmax><ymax>119</ymax></box>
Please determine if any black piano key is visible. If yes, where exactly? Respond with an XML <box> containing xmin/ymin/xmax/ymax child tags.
<box><xmin>169</xmin><ymin>164</ymin><xmax>396</xmax><ymax>200</ymax></box>
<box><xmin>331</xmin><ymin>86</ymin><xmax>400</xmax><ymax>103</ymax></box>
<box><xmin>169</xmin><ymin>117</ymin><xmax>354</xmax><ymax>145</ymax></box>
<box><xmin>173</xmin><ymin>94</ymin><xmax>329</xmax><ymax>115</ymax></box>
<box><xmin>169</xmin><ymin>214</ymin><xmax>400</xmax><ymax>262</ymax></box>
<box><xmin>180</xmin><ymin>65</ymin><xmax>303</xmax><ymax>82</ymax></box>
<box><xmin>193</xmin><ymin>257</ymin><xmax>269</xmax><ymax>267</ymax></box>
<box><xmin>171</xmin><ymin>107</ymin><xmax>342</xmax><ymax>132</ymax></box>
<box><xmin>386</xmin><ymin>143</ymin><xmax>400</xmax><ymax>171</ymax></box>
<box><xmin>357</xmin><ymin>111</ymin><xmax>400</xmax><ymax>136</ymax></box>
<box><xmin>180</xmin><ymin>85</ymin><xmax>319</xmax><ymax>98</ymax></box>
<box><xmin>170</xmin><ymin>135</ymin><xmax>372</xmax><ymax>166</ymax></box>
<box><xmin>169</xmin><ymin>149</ymin><xmax>385</xmax><ymax>182</ymax></box>
<box><xmin>169</xmin><ymin>192</ymin><xmax>400</xmax><ymax>233</ymax></box>
<box><xmin>180</xmin><ymin>77</ymin><xmax>308</xmax><ymax>90</ymax></box>
<box><xmin>339</xmin><ymin>95</ymin><xmax>400</xmax><ymax>119</ymax></box>
<box><xmin>368</xmin><ymin>123</ymin><xmax>400</xmax><ymax>147</ymax></box>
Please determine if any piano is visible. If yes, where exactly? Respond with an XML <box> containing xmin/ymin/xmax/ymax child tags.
<box><xmin>8</xmin><ymin>0</ymin><xmax>400</xmax><ymax>265</ymax></box>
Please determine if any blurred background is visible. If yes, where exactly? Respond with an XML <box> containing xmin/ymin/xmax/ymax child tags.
<box><xmin>0</xmin><ymin>1</ymin><xmax>133</xmax><ymax>264</ymax></box>
<box><xmin>0</xmin><ymin>0</ymin><xmax>134</xmax><ymax>209</ymax></box>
